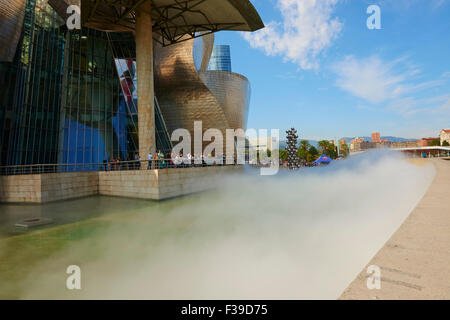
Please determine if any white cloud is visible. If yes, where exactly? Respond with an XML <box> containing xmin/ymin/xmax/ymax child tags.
<box><xmin>242</xmin><ymin>0</ymin><xmax>343</xmax><ymax>70</ymax></box>
<box><xmin>332</xmin><ymin>56</ymin><xmax>407</xmax><ymax>104</ymax></box>
<box><xmin>332</xmin><ymin>55</ymin><xmax>445</xmax><ymax>114</ymax></box>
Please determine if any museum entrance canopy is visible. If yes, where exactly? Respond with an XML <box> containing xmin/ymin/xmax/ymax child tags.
<box><xmin>81</xmin><ymin>0</ymin><xmax>264</xmax><ymax>45</ymax></box>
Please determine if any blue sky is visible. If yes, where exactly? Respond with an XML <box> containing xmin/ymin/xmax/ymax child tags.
<box><xmin>213</xmin><ymin>0</ymin><xmax>450</xmax><ymax>140</ymax></box>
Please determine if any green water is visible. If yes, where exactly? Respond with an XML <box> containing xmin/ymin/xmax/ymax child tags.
<box><xmin>0</xmin><ymin>196</ymin><xmax>186</xmax><ymax>238</ymax></box>
<box><xmin>0</xmin><ymin>195</ymin><xmax>204</xmax><ymax>299</ymax></box>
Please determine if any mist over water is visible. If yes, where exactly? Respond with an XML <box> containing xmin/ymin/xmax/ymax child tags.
<box><xmin>5</xmin><ymin>151</ymin><xmax>435</xmax><ymax>299</ymax></box>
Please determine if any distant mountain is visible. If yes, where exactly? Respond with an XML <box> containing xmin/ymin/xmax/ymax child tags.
<box><xmin>340</xmin><ymin>136</ymin><xmax>417</xmax><ymax>144</ymax></box>
<box><xmin>381</xmin><ymin>136</ymin><xmax>418</xmax><ymax>142</ymax></box>
<box><xmin>278</xmin><ymin>136</ymin><xmax>416</xmax><ymax>149</ymax></box>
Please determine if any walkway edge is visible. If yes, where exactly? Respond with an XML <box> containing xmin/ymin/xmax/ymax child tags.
<box><xmin>339</xmin><ymin>159</ymin><xmax>450</xmax><ymax>299</ymax></box>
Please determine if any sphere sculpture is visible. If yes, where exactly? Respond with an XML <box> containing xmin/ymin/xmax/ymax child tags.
<box><xmin>286</xmin><ymin>128</ymin><xmax>299</xmax><ymax>170</ymax></box>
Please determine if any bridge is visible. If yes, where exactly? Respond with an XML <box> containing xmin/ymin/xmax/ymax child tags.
<box><xmin>350</xmin><ymin>146</ymin><xmax>450</xmax><ymax>157</ymax></box>
<box><xmin>392</xmin><ymin>146</ymin><xmax>450</xmax><ymax>157</ymax></box>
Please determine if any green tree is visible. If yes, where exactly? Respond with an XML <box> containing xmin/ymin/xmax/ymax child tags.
<box><xmin>318</xmin><ymin>140</ymin><xmax>337</xmax><ymax>159</ymax></box>
<box><xmin>443</xmin><ymin>141</ymin><xmax>450</xmax><ymax>146</ymax></box>
<box><xmin>318</xmin><ymin>140</ymin><xmax>329</xmax><ymax>154</ymax></box>
<box><xmin>279</xmin><ymin>149</ymin><xmax>288</xmax><ymax>162</ymax></box>
<box><xmin>297</xmin><ymin>140</ymin><xmax>311</xmax><ymax>160</ymax></box>
<box><xmin>429</xmin><ymin>138</ymin><xmax>441</xmax><ymax>146</ymax></box>
<box><xmin>340</xmin><ymin>143</ymin><xmax>349</xmax><ymax>157</ymax></box>
<box><xmin>308</xmin><ymin>145</ymin><xmax>319</xmax><ymax>158</ymax></box>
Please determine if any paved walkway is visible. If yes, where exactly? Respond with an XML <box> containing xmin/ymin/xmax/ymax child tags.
<box><xmin>340</xmin><ymin>158</ymin><xmax>450</xmax><ymax>299</ymax></box>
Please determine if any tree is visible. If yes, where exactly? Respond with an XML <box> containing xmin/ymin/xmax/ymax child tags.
<box><xmin>299</xmin><ymin>140</ymin><xmax>311</xmax><ymax>151</ymax></box>
<box><xmin>340</xmin><ymin>143</ymin><xmax>349</xmax><ymax>157</ymax></box>
<box><xmin>279</xmin><ymin>149</ymin><xmax>288</xmax><ymax>162</ymax></box>
<box><xmin>429</xmin><ymin>138</ymin><xmax>441</xmax><ymax>146</ymax></box>
<box><xmin>308</xmin><ymin>145</ymin><xmax>319</xmax><ymax>158</ymax></box>
<box><xmin>443</xmin><ymin>141</ymin><xmax>450</xmax><ymax>146</ymax></box>
<box><xmin>318</xmin><ymin>140</ymin><xmax>329</xmax><ymax>154</ymax></box>
<box><xmin>297</xmin><ymin>140</ymin><xmax>311</xmax><ymax>160</ymax></box>
<box><xmin>318</xmin><ymin>140</ymin><xmax>337</xmax><ymax>159</ymax></box>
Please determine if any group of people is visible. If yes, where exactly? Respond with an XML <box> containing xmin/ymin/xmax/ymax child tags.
<box><xmin>102</xmin><ymin>154</ymin><xmax>143</xmax><ymax>171</ymax></box>
<box><xmin>102</xmin><ymin>151</ymin><xmax>235</xmax><ymax>171</ymax></box>
<box><xmin>103</xmin><ymin>157</ymin><xmax>124</xmax><ymax>171</ymax></box>
<box><xmin>146</xmin><ymin>151</ymin><xmax>229</xmax><ymax>169</ymax></box>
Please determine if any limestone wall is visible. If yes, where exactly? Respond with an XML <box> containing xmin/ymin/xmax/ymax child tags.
<box><xmin>98</xmin><ymin>170</ymin><xmax>159</xmax><ymax>199</ymax></box>
<box><xmin>0</xmin><ymin>174</ymin><xmax>42</xmax><ymax>203</ymax></box>
<box><xmin>41</xmin><ymin>172</ymin><xmax>98</xmax><ymax>202</ymax></box>
<box><xmin>0</xmin><ymin>166</ymin><xmax>241</xmax><ymax>203</ymax></box>
<box><xmin>0</xmin><ymin>172</ymin><xmax>98</xmax><ymax>203</ymax></box>
<box><xmin>99</xmin><ymin>166</ymin><xmax>241</xmax><ymax>200</ymax></box>
<box><xmin>157</xmin><ymin>166</ymin><xmax>233</xmax><ymax>199</ymax></box>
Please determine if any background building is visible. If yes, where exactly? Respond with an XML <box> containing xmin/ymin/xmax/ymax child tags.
<box><xmin>350</xmin><ymin>137</ymin><xmax>364</xmax><ymax>152</ymax></box>
<box><xmin>419</xmin><ymin>137</ymin><xmax>440</xmax><ymax>147</ymax></box>
<box><xmin>390</xmin><ymin>141</ymin><xmax>420</xmax><ymax>148</ymax></box>
<box><xmin>371</xmin><ymin>132</ymin><xmax>381</xmax><ymax>143</ymax></box>
<box><xmin>208</xmin><ymin>45</ymin><xmax>232</xmax><ymax>72</ymax></box>
<box><xmin>440</xmin><ymin>129</ymin><xmax>450</xmax><ymax>146</ymax></box>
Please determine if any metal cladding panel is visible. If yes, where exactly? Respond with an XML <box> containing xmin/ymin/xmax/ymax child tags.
<box><xmin>199</xmin><ymin>70</ymin><xmax>250</xmax><ymax>130</ymax></box>
<box><xmin>198</xmin><ymin>33</ymin><xmax>214</xmax><ymax>72</ymax></box>
<box><xmin>154</xmin><ymin>35</ymin><xmax>231</xmax><ymax>143</ymax></box>
<box><xmin>154</xmin><ymin>34</ymin><xmax>251</xmax><ymax>150</ymax></box>
<box><xmin>0</xmin><ymin>0</ymin><xmax>27</xmax><ymax>62</ymax></box>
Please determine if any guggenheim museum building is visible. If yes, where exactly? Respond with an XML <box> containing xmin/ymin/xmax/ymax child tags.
<box><xmin>0</xmin><ymin>0</ymin><xmax>263</xmax><ymax>168</ymax></box>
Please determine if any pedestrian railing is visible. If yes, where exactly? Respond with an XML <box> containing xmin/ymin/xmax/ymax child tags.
<box><xmin>0</xmin><ymin>159</ymin><xmax>240</xmax><ymax>176</ymax></box>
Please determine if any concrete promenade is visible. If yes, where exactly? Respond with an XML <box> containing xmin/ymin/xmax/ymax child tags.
<box><xmin>340</xmin><ymin>158</ymin><xmax>450</xmax><ymax>299</ymax></box>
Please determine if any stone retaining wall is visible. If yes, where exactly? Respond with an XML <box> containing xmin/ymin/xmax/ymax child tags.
<box><xmin>0</xmin><ymin>174</ymin><xmax>42</xmax><ymax>203</ymax></box>
<box><xmin>0</xmin><ymin>166</ymin><xmax>241</xmax><ymax>203</ymax></box>
<box><xmin>41</xmin><ymin>172</ymin><xmax>98</xmax><ymax>203</ymax></box>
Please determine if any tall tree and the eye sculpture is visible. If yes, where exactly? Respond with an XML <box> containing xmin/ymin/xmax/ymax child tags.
<box><xmin>286</xmin><ymin>128</ymin><xmax>299</xmax><ymax>170</ymax></box>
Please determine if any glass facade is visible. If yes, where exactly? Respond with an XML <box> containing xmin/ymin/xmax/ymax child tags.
<box><xmin>0</xmin><ymin>0</ymin><xmax>65</xmax><ymax>166</ymax></box>
<box><xmin>0</xmin><ymin>0</ymin><xmax>171</xmax><ymax>168</ymax></box>
<box><xmin>59</xmin><ymin>28</ymin><xmax>140</xmax><ymax>168</ymax></box>
<box><xmin>207</xmin><ymin>45</ymin><xmax>232</xmax><ymax>72</ymax></box>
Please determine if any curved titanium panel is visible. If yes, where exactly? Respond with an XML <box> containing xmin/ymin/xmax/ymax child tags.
<box><xmin>192</xmin><ymin>33</ymin><xmax>214</xmax><ymax>72</ymax></box>
<box><xmin>0</xmin><ymin>0</ymin><xmax>77</xmax><ymax>61</ymax></box>
<box><xmin>154</xmin><ymin>33</ymin><xmax>251</xmax><ymax>150</ymax></box>
<box><xmin>154</xmin><ymin>35</ymin><xmax>232</xmax><ymax>144</ymax></box>
<box><xmin>0</xmin><ymin>0</ymin><xmax>27</xmax><ymax>62</ymax></box>
<box><xmin>199</xmin><ymin>70</ymin><xmax>250</xmax><ymax>130</ymax></box>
